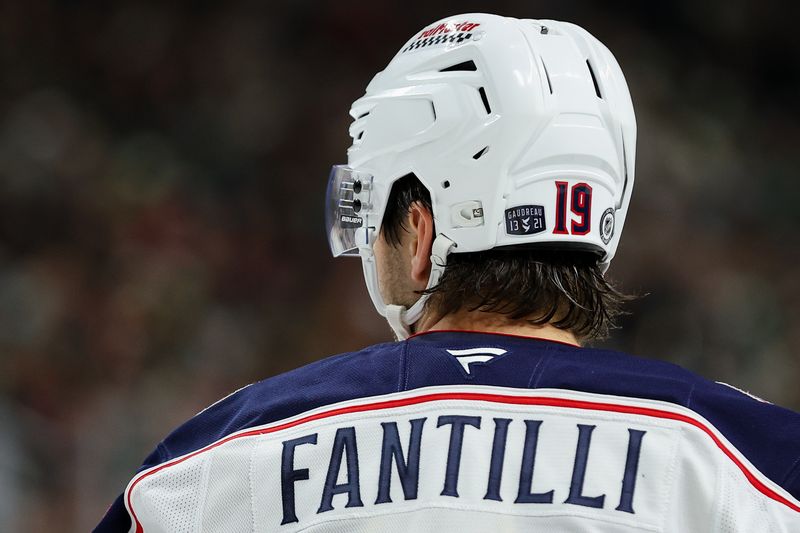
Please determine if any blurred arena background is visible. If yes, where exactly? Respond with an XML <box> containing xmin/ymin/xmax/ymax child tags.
<box><xmin>0</xmin><ymin>0</ymin><xmax>797</xmax><ymax>530</ymax></box>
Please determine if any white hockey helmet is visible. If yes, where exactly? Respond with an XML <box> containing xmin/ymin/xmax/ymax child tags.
<box><xmin>325</xmin><ymin>13</ymin><xmax>636</xmax><ymax>339</ymax></box>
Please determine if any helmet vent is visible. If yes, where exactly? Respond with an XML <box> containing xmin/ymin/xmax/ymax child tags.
<box><xmin>472</xmin><ymin>146</ymin><xmax>489</xmax><ymax>160</ymax></box>
<box><xmin>618</xmin><ymin>135</ymin><xmax>629</xmax><ymax>208</ymax></box>
<box><xmin>586</xmin><ymin>60</ymin><xmax>602</xmax><ymax>99</ymax></box>
<box><xmin>540</xmin><ymin>58</ymin><xmax>553</xmax><ymax>94</ymax></box>
<box><xmin>440</xmin><ymin>60</ymin><xmax>477</xmax><ymax>72</ymax></box>
<box><xmin>478</xmin><ymin>87</ymin><xmax>491</xmax><ymax>114</ymax></box>
<box><xmin>356</xmin><ymin>131</ymin><xmax>364</xmax><ymax>140</ymax></box>
<box><xmin>357</xmin><ymin>111</ymin><xmax>370</xmax><ymax>119</ymax></box>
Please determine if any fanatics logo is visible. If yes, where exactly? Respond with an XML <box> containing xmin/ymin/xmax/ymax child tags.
<box><xmin>445</xmin><ymin>347</ymin><xmax>507</xmax><ymax>375</ymax></box>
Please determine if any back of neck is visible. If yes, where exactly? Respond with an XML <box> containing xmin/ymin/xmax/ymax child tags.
<box><xmin>415</xmin><ymin>309</ymin><xmax>581</xmax><ymax>347</ymax></box>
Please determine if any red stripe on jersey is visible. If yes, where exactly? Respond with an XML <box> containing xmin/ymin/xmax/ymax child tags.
<box><xmin>126</xmin><ymin>391</ymin><xmax>800</xmax><ymax>532</ymax></box>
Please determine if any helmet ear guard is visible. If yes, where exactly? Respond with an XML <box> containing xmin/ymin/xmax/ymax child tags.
<box><xmin>327</xmin><ymin>13</ymin><xmax>636</xmax><ymax>338</ymax></box>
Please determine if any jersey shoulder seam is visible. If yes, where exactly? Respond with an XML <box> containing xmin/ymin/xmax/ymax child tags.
<box><xmin>782</xmin><ymin>454</ymin><xmax>800</xmax><ymax>492</ymax></box>
<box><xmin>400</xmin><ymin>338</ymin><xmax>410</xmax><ymax>391</ymax></box>
<box><xmin>526</xmin><ymin>349</ymin><xmax>551</xmax><ymax>388</ymax></box>
<box><xmin>685</xmin><ymin>382</ymin><xmax>697</xmax><ymax>409</ymax></box>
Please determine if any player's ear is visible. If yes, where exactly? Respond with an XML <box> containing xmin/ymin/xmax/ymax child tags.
<box><xmin>408</xmin><ymin>202</ymin><xmax>433</xmax><ymax>289</ymax></box>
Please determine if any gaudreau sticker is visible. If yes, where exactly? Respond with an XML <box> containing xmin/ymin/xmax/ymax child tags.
<box><xmin>505</xmin><ymin>205</ymin><xmax>546</xmax><ymax>235</ymax></box>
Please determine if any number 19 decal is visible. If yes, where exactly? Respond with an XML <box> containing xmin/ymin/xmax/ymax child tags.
<box><xmin>553</xmin><ymin>181</ymin><xmax>592</xmax><ymax>235</ymax></box>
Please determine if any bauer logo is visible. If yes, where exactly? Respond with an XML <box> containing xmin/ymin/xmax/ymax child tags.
<box><xmin>505</xmin><ymin>205</ymin><xmax>545</xmax><ymax>235</ymax></box>
<box><xmin>339</xmin><ymin>214</ymin><xmax>362</xmax><ymax>229</ymax></box>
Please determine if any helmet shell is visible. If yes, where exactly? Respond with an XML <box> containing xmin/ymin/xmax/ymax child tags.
<box><xmin>347</xmin><ymin>13</ymin><xmax>636</xmax><ymax>270</ymax></box>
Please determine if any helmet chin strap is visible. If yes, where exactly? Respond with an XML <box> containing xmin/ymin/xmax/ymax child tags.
<box><xmin>385</xmin><ymin>235</ymin><xmax>455</xmax><ymax>340</ymax></box>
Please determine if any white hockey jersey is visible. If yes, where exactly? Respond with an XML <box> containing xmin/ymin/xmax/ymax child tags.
<box><xmin>96</xmin><ymin>331</ymin><xmax>800</xmax><ymax>532</ymax></box>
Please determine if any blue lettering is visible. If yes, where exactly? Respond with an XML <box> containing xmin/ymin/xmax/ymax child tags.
<box><xmin>484</xmin><ymin>418</ymin><xmax>511</xmax><ymax>501</ymax></box>
<box><xmin>280</xmin><ymin>433</ymin><xmax>317</xmax><ymax>525</ymax></box>
<box><xmin>616</xmin><ymin>428</ymin><xmax>646</xmax><ymax>513</ymax></box>
<box><xmin>375</xmin><ymin>418</ymin><xmax>426</xmax><ymax>504</ymax></box>
<box><xmin>437</xmin><ymin>415</ymin><xmax>481</xmax><ymax>497</ymax></box>
<box><xmin>515</xmin><ymin>420</ymin><xmax>554</xmax><ymax>503</ymax></box>
<box><xmin>318</xmin><ymin>427</ymin><xmax>363</xmax><ymax>513</ymax></box>
<box><xmin>565</xmin><ymin>424</ymin><xmax>605</xmax><ymax>508</ymax></box>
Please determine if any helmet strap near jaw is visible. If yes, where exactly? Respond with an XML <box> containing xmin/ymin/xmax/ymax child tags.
<box><xmin>385</xmin><ymin>234</ymin><xmax>456</xmax><ymax>340</ymax></box>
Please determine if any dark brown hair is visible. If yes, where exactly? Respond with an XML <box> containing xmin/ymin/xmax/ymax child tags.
<box><xmin>381</xmin><ymin>174</ymin><xmax>632</xmax><ymax>341</ymax></box>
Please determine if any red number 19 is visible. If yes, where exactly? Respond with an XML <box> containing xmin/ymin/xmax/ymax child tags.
<box><xmin>554</xmin><ymin>181</ymin><xmax>592</xmax><ymax>236</ymax></box>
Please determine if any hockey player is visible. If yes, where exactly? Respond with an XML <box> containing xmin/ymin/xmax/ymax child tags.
<box><xmin>96</xmin><ymin>13</ymin><xmax>800</xmax><ymax>532</ymax></box>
